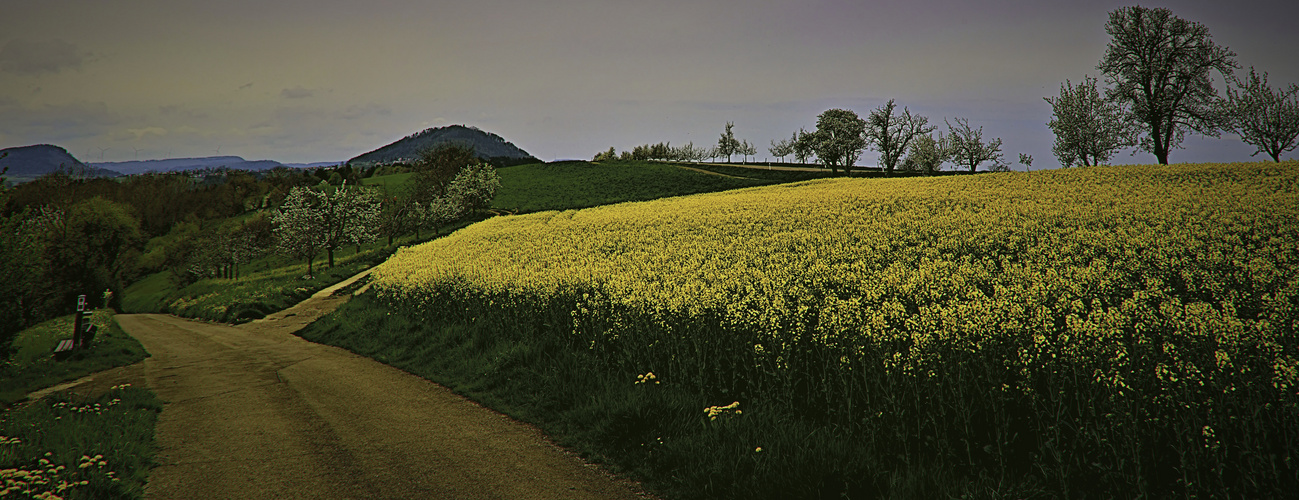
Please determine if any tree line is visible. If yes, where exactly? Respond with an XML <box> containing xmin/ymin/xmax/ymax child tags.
<box><xmin>598</xmin><ymin>7</ymin><xmax>1297</xmax><ymax>172</ymax></box>
<box><xmin>0</xmin><ymin>145</ymin><xmax>499</xmax><ymax>358</ymax></box>
<box><xmin>1046</xmin><ymin>5</ymin><xmax>1299</xmax><ymax>166</ymax></box>
<box><xmin>599</xmin><ymin>106</ymin><xmax>1020</xmax><ymax>176</ymax></box>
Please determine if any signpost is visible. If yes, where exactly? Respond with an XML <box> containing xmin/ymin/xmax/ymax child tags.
<box><xmin>55</xmin><ymin>294</ymin><xmax>96</xmax><ymax>359</ymax></box>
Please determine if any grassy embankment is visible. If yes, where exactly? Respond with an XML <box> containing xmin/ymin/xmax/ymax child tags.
<box><xmin>121</xmin><ymin>240</ymin><xmax>397</xmax><ymax>323</ymax></box>
<box><xmin>0</xmin><ymin>313</ymin><xmax>158</xmax><ymax>499</ymax></box>
<box><xmin>0</xmin><ymin>311</ymin><xmax>148</xmax><ymax>407</ymax></box>
<box><xmin>300</xmin><ymin>161</ymin><xmax>1299</xmax><ymax>499</ymax></box>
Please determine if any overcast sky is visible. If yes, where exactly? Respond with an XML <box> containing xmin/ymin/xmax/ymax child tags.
<box><xmin>2</xmin><ymin>0</ymin><xmax>1296</xmax><ymax>168</ymax></box>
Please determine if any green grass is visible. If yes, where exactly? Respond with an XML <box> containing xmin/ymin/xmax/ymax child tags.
<box><xmin>298</xmin><ymin>293</ymin><xmax>891</xmax><ymax>500</ymax></box>
<box><xmin>682</xmin><ymin>163</ymin><xmax>837</xmax><ymax>182</ymax></box>
<box><xmin>122</xmin><ymin>218</ymin><xmax>481</xmax><ymax>323</ymax></box>
<box><xmin>363</xmin><ymin>161</ymin><xmax>775</xmax><ymax>212</ymax></box>
<box><xmin>360</xmin><ymin>171</ymin><xmax>413</xmax><ymax>197</ymax></box>
<box><xmin>0</xmin><ymin>312</ymin><xmax>149</xmax><ymax>408</ymax></box>
<box><xmin>123</xmin><ymin>239</ymin><xmax>393</xmax><ymax>322</ymax></box>
<box><xmin>118</xmin><ymin>271</ymin><xmax>177</xmax><ymax>314</ymax></box>
<box><xmin>491</xmin><ymin>160</ymin><xmax>771</xmax><ymax>213</ymax></box>
<box><xmin>0</xmin><ymin>384</ymin><xmax>160</xmax><ymax>499</ymax></box>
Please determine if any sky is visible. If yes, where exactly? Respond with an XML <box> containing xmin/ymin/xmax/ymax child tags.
<box><xmin>2</xmin><ymin>0</ymin><xmax>1297</xmax><ymax>168</ymax></box>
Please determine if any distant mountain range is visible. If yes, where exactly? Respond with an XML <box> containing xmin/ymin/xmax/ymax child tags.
<box><xmin>347</xmin><ymin>125</ymin><xmax>537</xmax><ymax>166</ymax></box>
<box><xmin>3</xmin><ymin>124</ymin><xmax>534</xmax><ymax>184</ymax></box>
<box><xmin>89</xmin><ymin>156</ymin><xmax>288</xmax><ymax>175</ymax></box>
<box><xmin>0</xmin><ymin>144</ymin><xmax>121</xmax><ymax>180</ymax></box>
<box><xmin>280</xmin><ymin>161</ymin><xmax>343</xmax><ymax>169</ymax></box>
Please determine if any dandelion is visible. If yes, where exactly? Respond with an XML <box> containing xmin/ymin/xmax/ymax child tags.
<box><xmin>705</xmin><ymin>401</ymin><xmax>741</xmax><ymax>421</ymax></box>
<box><xmin>634</xmin><ymin>372</ymin><xmax>660</xmax><ymax>385</ymax></box>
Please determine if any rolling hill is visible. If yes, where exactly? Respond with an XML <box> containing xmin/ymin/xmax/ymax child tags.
<box><xmin>347</xmin><ymin>125</ymin><xmax>537</xmax><ymax>167</ymax></box>
<box><xmin>0</xmin><ymin>144</ymin><xmax>121</xmax><ymax>181</ymax></box>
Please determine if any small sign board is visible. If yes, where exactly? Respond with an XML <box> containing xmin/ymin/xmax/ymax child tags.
<box><xmin>77</xmin><ymin>294</ymin><xmax>86</xmax><ymax>312</ymax></box>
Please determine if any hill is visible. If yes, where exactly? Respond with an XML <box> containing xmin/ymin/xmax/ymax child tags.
<box><xmin>347</xmin><ymin>125</ymin><xmax>537</xmax><ymax>167</ymax></box>
<box><xmin>350</xmin><ymin>160</ymin><xmax>1299</xmax><ymax>499</ymax></box>
<box><xmin>0</xmin><ymin>144</ymin><xmax>121</xmax><ymax>180</ymax></box>
<box><xmin>91</xmin><ymin>156</ymin><xmax>284</xmax><ymax>175</ymax></box>
<box><xmin>491</xmin><ymin>161</ymin><xmax>770</xmax><ymax>213</ymax></box>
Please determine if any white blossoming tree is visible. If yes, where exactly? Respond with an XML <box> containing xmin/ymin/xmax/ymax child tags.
<box><xmin>273</xmin><ymin>187</ymin><xmax>326</xmax><ymax>278</ymax></box>
<box><xmin>274</xmin><ymin>182</ymin><xmax>382</xmax><ymax>277</ymax></box>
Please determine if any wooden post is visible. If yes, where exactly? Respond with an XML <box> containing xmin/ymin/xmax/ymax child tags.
<box><xmin>73</xmin><ymin>294</ymin><xmax>86</xmax><ymax>347</ymax></box>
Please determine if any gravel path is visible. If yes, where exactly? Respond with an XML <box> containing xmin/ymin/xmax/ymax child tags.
<box><xmin>62</xmin><ymin>271</ymin><xmax>646</xmax><ymax>499</ymax></box>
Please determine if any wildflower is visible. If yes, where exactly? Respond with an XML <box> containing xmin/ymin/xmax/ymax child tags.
<box><xmin>635</xmin><ymin>372</ymin><xmax>660</xmax><ymax>385</ymax></box>
<box><xmin>704</xmin><ymin>401</ymin><xmax>741</xmax><ymax>421</ymax></box>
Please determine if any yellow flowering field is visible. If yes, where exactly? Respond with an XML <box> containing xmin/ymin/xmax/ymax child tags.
<box><xmin>373</xmin><ymin>161</ymin><xmax>1299</xmax><ymax>496</ymax></box>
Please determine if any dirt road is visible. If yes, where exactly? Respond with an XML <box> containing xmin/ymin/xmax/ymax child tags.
<box><xmin>67</xmin><ymin>272</ymin><xmax>646</xmax><ymax>499</ymax></box>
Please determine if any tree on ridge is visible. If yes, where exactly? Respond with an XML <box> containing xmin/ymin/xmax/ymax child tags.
<box><xmin>1098</xmin><ymin>5</ymin><xmax>1237</xmax><ymax>164</ymax></box>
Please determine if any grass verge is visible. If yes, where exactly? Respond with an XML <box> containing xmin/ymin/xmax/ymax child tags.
<box><xmin>119</xmin><ymin>224</ymin><xmax>475</xmax><ymax>323</ymax></box>
<box><xmin>122</xmin><ymin>215</ymin><xmax>485</xmax><ymax>324</ymax></box>
<box><xmin>297</xmin><ymin>293</ymin><xmax>884</xmax><ymax>500</ymax></box>
<box><xmin>681</xmin><ymin>163</ymin><xmax>836</xmax><ymax>182</ymax></box>
<box><xmin>0</xmin><ymin>384</ymin><xmax>160</xmax><ymax>499</ymax></box>
<box><xmin>0</xmin><ymin>312</ymin><xmax>149</xmax><ymax>408</ymax></box>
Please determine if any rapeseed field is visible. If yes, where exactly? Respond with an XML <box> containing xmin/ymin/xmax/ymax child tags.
<box><xmin>372</xmin><ymin>161</ymin><xmax>1299</xmax><ymax>497</ymax></box>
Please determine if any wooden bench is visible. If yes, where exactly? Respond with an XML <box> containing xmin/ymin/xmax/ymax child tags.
<box><xmin>53</xmin><ymin>339</ymin><xmax>76</xmax><ymax>360</ymax></box>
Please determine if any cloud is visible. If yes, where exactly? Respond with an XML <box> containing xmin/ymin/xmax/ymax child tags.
<box><xmin>280</xmin><ymin>86</ymin><xmax>314</xmax><ymax>99</ymax></box>
<box><xmin>0</xmin><ymin>39</ymin><xmax>88</xmax><ymax>75</ymax></box>
<box><xmin>0</xmin><ymin>100</ymin><xmax>121</xmax><ymax>143</ymax></box>
<box><xmin>158</xmin><ymin>104</ymin><xmax>209</xmax><ymax>120</ymax></box>
<box><xmin>339</xmin><ymin>103</ymin><xmax>391</xmax><ymax>121</ymax></box>
<box><xmin>124</xmin><ymin>127</ymin><xmax>168</xmax><ymax>140</ymax></box>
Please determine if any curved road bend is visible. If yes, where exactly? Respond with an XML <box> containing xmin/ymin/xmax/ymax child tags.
<box><xmin>73</xmin><ymin>273</ymin><xmax>646</xmax><ymax>499</ymax></box>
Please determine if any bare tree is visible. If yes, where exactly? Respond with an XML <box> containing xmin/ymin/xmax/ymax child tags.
<box><xmin>738</xmin><ymin>140</ymin><xmax>757</xmax><ymax>164</ymax></box>
<box><xmin>1099</xmin><ymin>5</ymin><xmax>1237</xmax><ymax>164</ymax></box>
<box><xmin>1018</xmin><ymin>153</ymin><xmax>1034</xmax><ymax>171</ymax></box>
<box><xmin>1225</xmin><ymin>67</ymin><xmax>1299</xmax><ymax>162</ymax></box>
<box><xmin>946</xmin><ymin>118</ymin><xmax>1006</xmax><ymax>174</ymax></box>
<box><xmin>865</xmin><ymin>99</ymin><xmax>935</xmax><ymax>176</ymax></box>
<box><xmin>1045</xmin><ymin>75</ymin><xmax>1137</xmax><ymax>167</ymax></box>
<box><xmin>717</xmin><ymin>122</ymin><xmax>741</xmax><ymax>162</ymax></box>
<box><xmin>769</xmin><ymin>134</ymin><xmax>795</xmax><ymax>163</ymax></box>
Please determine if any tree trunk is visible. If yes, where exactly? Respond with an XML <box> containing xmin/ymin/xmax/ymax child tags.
<box><xmin>1150</xmin><ymin>118</ymin><xmax>1169</xmax><ymax>165</ymax></box>
<box><xmin>387</xmin><ymin>233</ymin><xmax>393</xmax><ymax>246</ymax></box>
<box><xmin>306</xmin><ymin>257</ymin><xmax>313</xmax><ymax>278</ymax></box>
<box><xmin>327</xmin><ymin>248</ymin><xmax>335</xmax><ymax>268</ymax></box>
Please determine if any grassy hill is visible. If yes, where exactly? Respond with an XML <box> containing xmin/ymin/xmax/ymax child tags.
<box><xmin>303</xmin><ymin>161</ymin><xmax>1299</xmax><ymax>499</ymax></box>
<box><xmin>361</xmin><ymin>160</ymin><xmax>775</xmax><ymax>213</ymax></box>
<box><xmin>491</xmin><ymin>160</ymin><xmax>771</xmax><ymax>213</ymax></box>
<box><xmin>126</xmin><ymin>159</ymin><xmax>777</xmax><ymax>322</ymax></box>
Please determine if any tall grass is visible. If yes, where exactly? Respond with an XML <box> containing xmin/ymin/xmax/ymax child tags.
<box><xmin>0</xmin><ymin>384</ymin><xmax>160</xmax><ymax>499</ymax></box>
